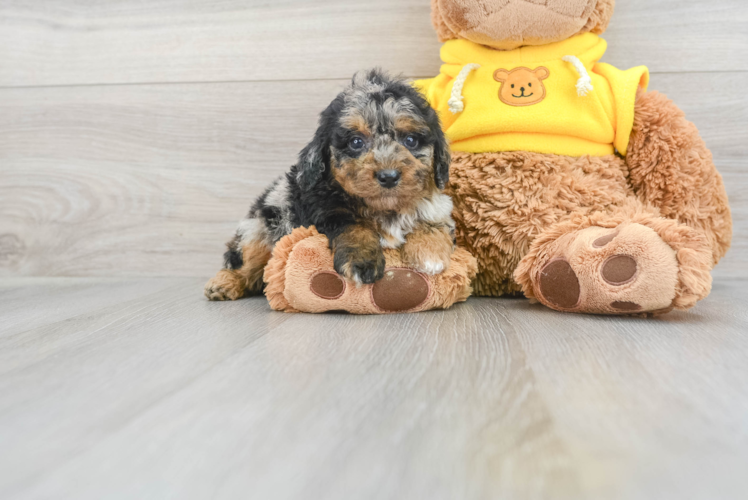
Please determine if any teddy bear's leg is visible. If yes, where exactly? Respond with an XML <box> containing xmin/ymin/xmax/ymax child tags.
<box><xmin>626</xmin><ymin>89</ymin><xmax>732</xmax><ymax>264</ymax></box>
<box><xmin>446</xmin><ymin>152</ymin><xmax>541</xmax><ymax>298</ymax></box>
<box><xmin>446</xmin><ymin>151</ymin><xmax>638</xmax><ymax>298</ymax></box>
<box><xmin>514</xmin><ymin>209</ymin><xmax>714</xmax><ymax>315</ymax></box>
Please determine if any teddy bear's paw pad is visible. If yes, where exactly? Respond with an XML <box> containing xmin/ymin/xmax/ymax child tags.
<box><xmin>592</xmin><ymin>231</ymin><xmax>619</xmax><ymax>248</ymax></box>
<box><xmin>611</xmin><ymin>301</ymin><xmax>643</xmax><ymax>312</ymax></box>
<box><xmin>310</xmin><ymin>272</ymin><xmax>346</xmax><ymax>300</ymax></box>
<box><xmin>371</xmin><ymin>269</ymin><xmax>430</xmax><ymax>312</ymax></box>
<box><xmin>601</xmin><ymin>255</ymin><xmax>638</xmax><ymax>285</ymax></box>
<box><xmin>538</xmin><ymin>259</ymin><xmax>581</xmax><ymax>309</ymax></box>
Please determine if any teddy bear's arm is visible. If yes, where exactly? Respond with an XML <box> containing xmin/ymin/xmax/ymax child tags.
<box><xmin>626</xmin><ymin>89</ymin><xmax>732</xmax><ymax>264</ymax></box>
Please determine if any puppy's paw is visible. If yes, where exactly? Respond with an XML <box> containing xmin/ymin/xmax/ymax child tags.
<box><xmin>402</xmin><ymin>231</ymin><xmax>453</xmax><ymax>276</ymax></box>
<box><xmin>204</xmin><ymin>270</ymin><xmax>247</xmax><ymax>301</ymax></box>
<box><xmin>334</xmin><ymin>248</ymin><xmax>386</xmax><ymax>285</ymax></box>
<box><xmin>415</xmin><ymin>259</ymin><xmax>448</xmax><ymax>275</ymax></box>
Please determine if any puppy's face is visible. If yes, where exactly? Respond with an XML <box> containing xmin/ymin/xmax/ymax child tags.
<box><xmin>296</xmin><ymin>71</ymin><xmax>450</xmax><ymax>214</ymax></box>
<box><xmin>330</xmin><ymin>100</ymin><xmax>437</xmax><ymax>212</ymax></box>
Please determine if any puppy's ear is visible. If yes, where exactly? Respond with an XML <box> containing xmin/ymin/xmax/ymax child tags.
<box><xmin>296</xmin><ymin>95</ymin><xmax>343</xmax><ymax>190</ymax></box>
<box><xmin>430</xmin><ymin>111</ymin><xmax>451</xmax><ymax>190</ymax></box>
<box><xmin>296</xmin><ymin>135</ymin><xmax>328</xmax><ymax>191</ymax></box>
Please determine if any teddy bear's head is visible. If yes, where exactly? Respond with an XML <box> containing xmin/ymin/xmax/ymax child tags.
<box><xmin>431</xmin><ymin>0</ymin><xmax>615</xmax><ymax>50</ymax></box>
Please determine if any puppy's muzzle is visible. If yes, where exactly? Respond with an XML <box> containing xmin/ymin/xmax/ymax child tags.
<box><xmin>376</xmin><ymin>169</ymin><xmax>401</xmax><ymax>189</ymax></box>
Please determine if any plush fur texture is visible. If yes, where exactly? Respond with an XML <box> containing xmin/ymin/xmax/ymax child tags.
<box><xmin>446</xmin><ymin>150</ymin><xmax>634</xmax><ymax>297</ymax></box>
<box><xmin>626</xmin><ymin>88</ymin><xmax>732</xmax><ymax>263</ymax></box>
<box><xmin>205</xmin><ymin>70</ymin><xmax>457</xmax><ymax>302</ymax></box>
<box><xmin>264</xmin><ymin>227</ymin><xmax>478</xmax><ymax>314</ymax></box>
<box><xmin>423</xmin><ymin>0</ymin><xmax>731</xmax><ymax>314</ymax></box>
<box><xmin>431</xmin><ymin>0</ymin><xmax>615</xmax><ymax>50</ymax></box>
<box><xmin>446</xmin><ymin>87</ymin><xmax>729</xmax><ymax>312</ymax></box>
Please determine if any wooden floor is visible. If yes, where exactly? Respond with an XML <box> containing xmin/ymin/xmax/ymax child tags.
<box><xmin>1</xmin><ymin>277</ymin><xmax>747</xmax><ymax>499</ymax></box>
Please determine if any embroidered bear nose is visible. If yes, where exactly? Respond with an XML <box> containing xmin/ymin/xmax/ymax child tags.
<box><xmin>376</xmin><ymin>169</ymin><xmax>401</xmax><ymax>188</ymax></box>
<box><xmin>520</xmin><ymin>87</ymin><xmax>525</xmax><ymax>92</ymax></box>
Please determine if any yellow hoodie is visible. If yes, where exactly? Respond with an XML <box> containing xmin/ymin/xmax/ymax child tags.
<box><xmin>415</xmin><ymin>33</ymin><xmax>649</xmax><ymax>157</ymax></box>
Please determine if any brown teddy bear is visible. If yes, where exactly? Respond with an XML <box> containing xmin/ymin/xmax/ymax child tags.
<box><xmin>414</xmin><ymin>0</ymin><xmax>732</xmax><ymax>314</ymax></box>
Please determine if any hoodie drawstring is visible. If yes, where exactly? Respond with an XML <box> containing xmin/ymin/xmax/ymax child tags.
<box><xmin>562</xmin><ymin>55</ymin><xmax>594</xmax><ymax>96</ymax></box>
<box><xmin>448</xmin><ymin>63</ymin><xmax>481</xmax><ymax>114</ymax></box>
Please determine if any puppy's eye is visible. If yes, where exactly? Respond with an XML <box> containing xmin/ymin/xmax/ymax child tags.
<box><xmin>349</xmin><ymin>137</ymin><xmax>365</xmax><ymax>151</ymax></box>
<box><xmin>511</xmin><ymin>84</ymin><xmax>515</xmax><ymax>88</ymax></box>
<box><xmin>404</xmin><ymin>135</ymin><xmax>419</xmax><ymax>149</ymax></box>
<box><xmin>528</xmin><ymin>83</ymin><xmax>532</xmax><ymax>87</ymax></box>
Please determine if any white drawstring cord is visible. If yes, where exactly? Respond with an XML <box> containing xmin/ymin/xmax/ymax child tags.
<box><xmin>448</xmin><ymin>63</ymin><xmax>481</xmax><ymax>114</ymax></box>
<box><xmin>562</xmin><ymin>55</ymin><xmax>594</xmax><ymax>96</ymax></box>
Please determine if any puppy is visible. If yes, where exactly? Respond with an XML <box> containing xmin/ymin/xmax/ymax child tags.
<box><xmin>205</xmin><ymin>69</ymin><xmax>454</xmax><ymax>301</ymax></box>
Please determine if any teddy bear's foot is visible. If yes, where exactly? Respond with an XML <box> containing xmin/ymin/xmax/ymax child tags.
<box><xmin>516</xmin><ymin>219</ymin><xmax>713</xmax><ymax>315</ymax></box>
<box><xmin>308</xmin><ymin>268</ymin><xmax>432</xmax><ymax>313</ymax></box>
<box><xmin>263</xmin><ymin>227</ymin><xmax>478</xmax><ymax>314</ymax></box>
<box><xmin>534</xmin><ymin>223</ymin><xmax>678</xmax><ymax>314</ymax></box>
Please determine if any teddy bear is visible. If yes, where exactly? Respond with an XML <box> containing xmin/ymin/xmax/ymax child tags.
<box><xmin>411</xmin><ymin>0</ymin><xmax>732</xmax><ymax>315</ymax></box>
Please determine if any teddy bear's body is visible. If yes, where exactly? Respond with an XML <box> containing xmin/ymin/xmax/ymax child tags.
<box><xmin>419</xmin><ymin>0</ymin><xmax>731</xmax><ymax>314</ymax></box>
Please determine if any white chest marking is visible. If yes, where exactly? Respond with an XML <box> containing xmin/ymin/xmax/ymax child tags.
<box><xmin>378</xmin><ymin>194</ymin><xmax>454</xmax><ymax>249</ymax></box>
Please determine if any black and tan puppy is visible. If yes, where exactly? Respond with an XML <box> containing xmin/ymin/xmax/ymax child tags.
<box><xmin>205</xmin><ymin>70</ymin><xmax>454</xmax><ymax>301</ymax></box>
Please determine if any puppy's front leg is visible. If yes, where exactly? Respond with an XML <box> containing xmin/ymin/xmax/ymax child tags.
<box><xmin>332</xmin><ymin>224</ymin><xmax>386</xmax><ymax>285</ymax></box>
<box><xmin>401</xmin><ymin>223</ymin><xmax>454</xmax><ymax>275</ymax></box>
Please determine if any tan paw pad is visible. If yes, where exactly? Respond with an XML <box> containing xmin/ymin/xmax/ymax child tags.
<box><xmin>601</xmin><ymin>255</ymin><xmax>638</xmax><ymax>285</ymax></box>
<box><xmin>611</xmin><ymin>301</ymin><xmax>643</xmax><ymax>312</ymax></box>
<box><xmin>310</xmin><ymin>272</ymin><xmax>346</xmax><ymax>300</ymax></box>
<box><xmin>538</xmin><ymin>259</ymin><xmax>581</xmax><ymax>309</ymax></box>
<box><xmin>371</xmin><ymin>269</ymin><xmax>430</xmax><ymax>312</ymax></box>
<box><xmin>593</xmin><ymin>231</ymin><xmax>618</xmax><ymax>248</ymax></box>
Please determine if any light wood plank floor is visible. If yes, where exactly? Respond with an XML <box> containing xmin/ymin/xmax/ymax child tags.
<box><xmin>1</xmin><ymin>277</ymin><xmax>747</xmax><ymax>499</ymax></box>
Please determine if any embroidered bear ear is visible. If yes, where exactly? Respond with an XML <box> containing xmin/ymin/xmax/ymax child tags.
<box><xmin>493</xmin><ymin>69</ymin><xmax>510</xmax><ymax>83</ymax></box>
<box><xmin>534</xmin><ymin>67</ymin><xmax>550</xmax><ymax>80</ymax></box>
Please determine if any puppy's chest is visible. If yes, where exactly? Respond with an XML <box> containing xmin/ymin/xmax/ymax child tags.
<box><xmin>372</xmin><ymin>193</ymin><xmax>455</xmax><ymax>249</ymax></box>
<box><xmin>376</xmin><ymin>213</ymin><xmax>419</xmax><ymax>249</ymax></box>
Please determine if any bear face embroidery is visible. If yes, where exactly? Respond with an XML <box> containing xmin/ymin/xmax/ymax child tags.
<box><xmin>493</xmin><ymin>67</ymin><xmax>550</xmax><ymax>107</ymax></box>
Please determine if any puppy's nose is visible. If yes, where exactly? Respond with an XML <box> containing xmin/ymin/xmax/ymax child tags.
<box><xmin>376</xmin><ymin>169</ymin><xmax>401</xmax><ymax>189</ymax></box>
<box><xmin>520</xmin><ymin>87</ymin><xmax>525</xmax><ymax>92</ymax></box>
